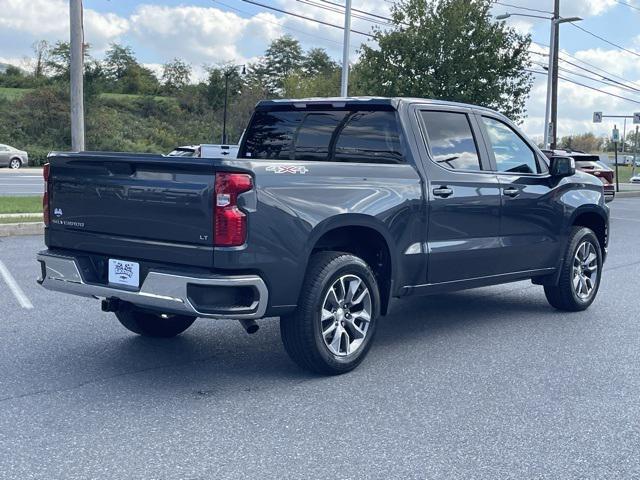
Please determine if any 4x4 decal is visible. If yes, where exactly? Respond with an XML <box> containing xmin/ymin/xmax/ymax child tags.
<box><xmin>266</xmin><ymin>165</ymin><xmax>309</xmax><ymax>175</ymax></box>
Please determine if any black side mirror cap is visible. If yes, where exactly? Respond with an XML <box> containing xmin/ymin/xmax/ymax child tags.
<box><xmin>550</xmin><ymin>156</ymin><xmax>575</xmax><ymax>177</ymax></box>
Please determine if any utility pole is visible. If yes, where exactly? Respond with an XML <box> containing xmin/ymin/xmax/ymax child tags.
<box><xmin>340</xmin><ymin>0</ymin><xmax>352</xmax><ymax>97</ymax></box>
<box><xmin>549</xmin><ymin>0</ymin><xmax>560</xmax><ymax>150</ymax></box>
<box><xmin>543</xmin><ymin>16</ymin><xmax>556</xmax><ymax>149</ymax></box>
<box><xmin>633</xmin><ymin>125</ymin><xmax>639</xmax><ymax>177</ymax></box>
<box><xmin>70</xmin><ymin>0</ymin><xmax>85</xmax><ymax>151</ymax></box>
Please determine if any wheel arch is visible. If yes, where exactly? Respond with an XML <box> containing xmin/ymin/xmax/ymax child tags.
<box><xmin>569</xmin><ymin>206</ymin><xmax>608</xmax><ymax>258</ymax></box>
<box><xmin>305</xmin><ymin>215</ymin><xmax>396</xmax><ymax>315</ymax></box>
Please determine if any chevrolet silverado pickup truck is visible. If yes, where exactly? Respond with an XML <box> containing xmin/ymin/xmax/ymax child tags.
<box><xmin>37</xmin><ymin>97</ymin><xmax>609</xmax><ymax>375</ymax></box>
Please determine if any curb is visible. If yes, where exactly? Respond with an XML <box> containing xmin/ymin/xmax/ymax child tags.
<box><xmin>0</xmin><ymin>213</ymin><xmax>41</xmax><ymax>219</ymax></box>
<box><xmin>0</xmin><ymin>222</ymin><xmax>44</xmax><ymax>237</ymax></box>
<box><xmin>616</xmin><ymin>191</ymin><xmax>640</xmax><ymax>198</ymax></box>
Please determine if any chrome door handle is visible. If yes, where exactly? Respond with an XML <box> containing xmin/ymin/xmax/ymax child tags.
<box><xmin>433</xmin><ymin>186</ymin><xmax>453</xmax><ymax>198</ymax></box>
<box><xmin>503</xmin><ymin>187</ymin><xmax>520</xmax><ymax>198</ymax></box>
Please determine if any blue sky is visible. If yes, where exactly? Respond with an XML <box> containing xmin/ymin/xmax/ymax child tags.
<box><xmin>1</xmin><ymin>0</ymin><xmax>639</xmax><ymax>140</ymax></box>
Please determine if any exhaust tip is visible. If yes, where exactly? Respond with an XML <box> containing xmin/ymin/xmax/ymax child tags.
<box><xmin>239</xmin><ymin>319</ymin><xmax>259</xmax><ymax>334</ymax></box>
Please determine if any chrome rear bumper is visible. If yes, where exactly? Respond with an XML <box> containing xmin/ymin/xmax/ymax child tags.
<box><xmin>37</xmin><ymin>252</ymin><xmax>268</xmax><ymax>320</ymax></box>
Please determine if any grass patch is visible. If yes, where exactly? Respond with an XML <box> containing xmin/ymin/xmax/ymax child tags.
<box><xmin>0</xmin><ymin>215</ymin><xmax>41</xmax><ymax>224</ymax></box>
<box><xmin>99</xmin><ymin>92</ymin><xmax>176</xmax><ymax>103</ymax></box>
<box><xmin>0</xmin><ymin>86</ymin><xmax>32</xmax><ymax>100</ymax></box>
<box><xmin>0</xmin><ymin>196</ymin><xmax>42</xmax><ymax>214</ymax></box>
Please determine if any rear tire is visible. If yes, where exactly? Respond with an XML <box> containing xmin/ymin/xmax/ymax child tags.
<box><xmin>544</xmin><ymin>227</ymin><xmax>602</xmax><ymax>312</ymax></box>
<box><xmin>280</xmin><ymin>252</ymin><xmax>380</xmax><ymax>375</ymax></box>
<box><xmin>115</xmin><ymin>307</ymin><xmax>196</xmax><ymax>338</ymax></box>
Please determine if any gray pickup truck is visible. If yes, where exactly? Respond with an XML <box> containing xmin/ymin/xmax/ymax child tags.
<box><xmin>38</xmin><ymin>97</ymin><xmax>609</xmax><ymax>374</ymax></box>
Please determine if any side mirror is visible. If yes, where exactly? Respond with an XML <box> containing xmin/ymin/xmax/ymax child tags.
<box><xmin>550</xmin><ymin>156</ymin><xmax>575</xmax><ymax>177</ymax></box>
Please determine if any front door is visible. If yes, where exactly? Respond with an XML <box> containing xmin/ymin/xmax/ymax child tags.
<box><xmin>416</xmin><ymin>108</ymin><xmax>503</xmax><ymax>284</ymax></box>
<box><xmin>477</xmin><ymin>114</ymin><xmax>562</xmax><ymax>273</ymax></box>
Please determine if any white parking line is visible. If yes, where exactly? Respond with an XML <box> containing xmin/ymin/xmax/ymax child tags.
<box><xmin>0</xmin><ymin>260</ymin><xmax>34</xmax><ymax>310</ymax></box>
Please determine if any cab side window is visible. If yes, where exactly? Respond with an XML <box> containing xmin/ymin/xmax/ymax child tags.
<box><xmin>420</xmin><ymin>111</ymin><xmax>482</xmax><ymax>171</ymax></box>
<box><xmin>482</xmin><ymin>117</ymin><xmax>540</xmax><ymax>174</ymax></box>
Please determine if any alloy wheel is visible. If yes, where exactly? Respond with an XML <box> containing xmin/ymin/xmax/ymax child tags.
<box><xmin>572</xmin><ymin>241</ymin><xmax>599</xmax><ymax>300</ymax></box>
<box><xmin>9</xmin><ymin>159</ymin><xmax>21</xmax><ymax>169</ymax></box>
<box><xmin>320</xmin><ymin>274</ymin><xmax>372</xmax><ymax>356</ymax></box>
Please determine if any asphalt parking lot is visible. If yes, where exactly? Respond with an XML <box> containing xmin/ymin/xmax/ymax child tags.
<box><xmin>0</xmin><ymin>199</ymin><xmax>639</xmax><ymax>479</ymax></box>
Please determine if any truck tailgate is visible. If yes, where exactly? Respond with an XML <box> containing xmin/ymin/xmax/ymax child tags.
<box><xmin>47</xmin><ymin>152</ymin><xmax>216</xmax><ymax>266</ymax></box>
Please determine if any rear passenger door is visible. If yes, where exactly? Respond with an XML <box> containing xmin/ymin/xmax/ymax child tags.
<box><xmin>415</xmin><ymin>107</ymin><xmax>502</xmax><ymax>284</ymax></box>
<box><xmin>477</xmin><ymin>114</ymin><xmax>562</xmax><ymax>273</ymax></box>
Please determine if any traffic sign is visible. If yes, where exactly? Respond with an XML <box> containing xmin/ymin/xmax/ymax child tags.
<box><xmin>593</xmin><ymin>112</ymin><xmax>603</xmax><ymax>123</ymax></box>
<box><xmin>612</xmin><ymin>127</ymin><xmax>620</xmax><ymax>143</ymax></box>
<box><xmin>634</xmin><ymin>112</ymin><xmax>640</xmax><ymax>124</ymax></box>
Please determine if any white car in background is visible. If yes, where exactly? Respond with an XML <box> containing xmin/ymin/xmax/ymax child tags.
<box><xmin>630</xmin><ymin>174</ymin><xmax>640</xmax><ymax>184</ymax></box>
<box><xmin>166</xmin><ymin>144</ymin><xmax>239</xmax><ymax>159</ymax></box>
<box><xmin>0</xmin><ymin>143</ymin><xmax>28</xmax><ymax>169</ymax></box>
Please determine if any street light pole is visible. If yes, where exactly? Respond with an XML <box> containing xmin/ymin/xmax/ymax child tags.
<box><xmin>340</xmin><ymin>0</ymin><xmax>352</xmax><ymax>97</ymax></box>
<box><xmin>222</xmin><ymin>72</ymin><xmax>229</xmax><ymax>145</ymax></box>
<box><xmin>220</xmin><ymin>65</ymin><xmax>245</xmax><ymax>145</ymax></box>
<box><xmin>70</xmin><ymin>0</ymin><xmax>85</xmax><ymax>151</ymax></box>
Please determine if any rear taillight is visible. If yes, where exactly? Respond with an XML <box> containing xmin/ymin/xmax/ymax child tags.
<box><xmin>214</xmin><ymin>172</ymin><xmax>252</xmax><ymax>246</ymax></box>
<box><xmin>43</xmin><ymin>163</ymin><xmax>50</xmax><ymax>226</ymax></box>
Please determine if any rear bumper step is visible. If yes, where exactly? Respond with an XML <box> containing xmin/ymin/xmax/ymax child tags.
<box><xmin>37</xmin><ymin>251</ymin><xmax>268</xmax><ymax>320</ymax></box>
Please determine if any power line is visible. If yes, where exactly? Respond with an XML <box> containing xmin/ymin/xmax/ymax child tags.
<box><xmin>614</xmin><ymin>0</ymin><xmax>640</xmax><ymax>12</ymax></box>
<box><xmin>297</xmin><ymin>0</ymin><xmax>390</xmax><ymax>26</ymax></box>
<box><xmin>570</xmin><ymin>22</ymin><xmax>640</xmax><ymax>59</ymax></box>
<box><xmin>556</xmin><ymin>58</ymin><xmax>640</xmax><ymax>94</ymax></box>
<box><xmin>317</xmin><ymin>0</ymin><xmax>395</xmax><ymax>23</ymax></box>
<box><xmin>531</xmin><ymin>40</ymin><xmax>640</xmax><ymax>90</ymax></box>
<box><xmin>533</xmin><ymin>61</ymin><xmax>640</xmax><ymax>95</ymax></box>
<box><xmin>238</xmin><ymin>0</ymin><xmax>374</xmax><ymax>37</ymax></box>
<box><xmin>527</xmin><ymin>69</ymin><xmax>640</xmax><ymax>105</ymax></box>
<box><xmin>494</xmin><ymin>1</ymin><xmax>553</xmax><ymax>14</ymax></box>
<box><xmin>211</xmin><ymin>0</ymin><xmax>360</xmax><ymax>49</ymax></box>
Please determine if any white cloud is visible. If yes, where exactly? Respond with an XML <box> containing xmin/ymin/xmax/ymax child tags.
<box><xmin>129</xmin><ymin>5</ymin><xmax>282</xmax><ymax>66</ymax></box>
<box><xmin>0</xmin><ymin>0</ymin><xmax>128</xmax><ymax>54</ymax></box>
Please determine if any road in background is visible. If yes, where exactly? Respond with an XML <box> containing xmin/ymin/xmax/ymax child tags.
<box><xmin>0</xmin><ymin>168</ymin><xmax>43</xmax><ymax>196</ymax></box>
<box><xmin>0</xmin><ymin>199</ymin><xmax>639</xmax><ymax>479</ymax></box>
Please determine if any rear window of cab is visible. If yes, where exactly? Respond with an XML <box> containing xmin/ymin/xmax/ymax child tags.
<box><xmin>240</xmin><ymin>109</ymin><xmax>405</xmax><ymax>164</ymax></box>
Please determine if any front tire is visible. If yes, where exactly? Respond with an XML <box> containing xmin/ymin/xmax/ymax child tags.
<box><xmin>280</xmin><ymin>252</ymin><xmax>380</xmax><ymax>375</ymax></box>
<box><xmin>115</xmin><ymin>307</ymin><xmax>196</xmax><ymax>338</ymax></box>
<box><xmin>544</xmin><ymin>227</ymin><xmax>602</xmax><ymax>312</ymax></box>
<box><xmin>9</xmin><ymin>158</ymin><xmax>21</xmax><ymax>169</ymax></box>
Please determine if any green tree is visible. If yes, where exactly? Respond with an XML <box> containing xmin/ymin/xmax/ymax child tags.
<box><xmin>204</xmin><ymin>65</ymin><xmax>244</xmax><ymax>109</ymax></box>
<box><xmin>354</xmin><ymin>0</ymin><xmax>533</xmax><ymax>121</ymax></box>
<box><xmin>31</xmin><ymin>40</ymin><xmax>51</xmax><ymax>79</ymax></box>
<box><xmin>248</xmin><ymin>35</ymin><xmax>304</xmax><ymax>93</ymax></box>
<box><xmin>559</xmin><ymin>133</ymin><xmax>603</xmax><ymax>153</ymax></box>
<box><xmin>46</xmin><ymin>41</ymin><xmax>72</xmax><ymax>79</ymax></box>
<box><xmin>104</xmin><ymin>44</ymin><xmax>137</xmax><ymax>81</ymax></box>
<box><xmin>302</xmin><ymin>48</ymin><xmax>339</xmax><ymax>77</ymax></box>
<box><xmin>161</xmin><ymin>58</ymin><xmax>192</xmax><ymax>94</ymax></box>
<box><xmin>45</xmin><ymin>41</ymin><xmax>92</xmax><ymax>81</ymax></box>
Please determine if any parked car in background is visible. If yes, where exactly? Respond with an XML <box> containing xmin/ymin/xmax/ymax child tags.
<box><xmin>167</xmin><ymin>144</ymin><xmax>239</xmax><ymax>159</ymax></box>
<box><xmin>0</xmin><ymin>144</ymin><xmax>28</xmax><ymax>169</ymax></box>
<box><xmin>542</xmin><ymin>149</ymin><xmax>615</xmax><ymax>202</ymax></box>
<box><xmin>630</xmin><ymin>174</ymin><xmax>640</xmax><ymax>184</ymax></box>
